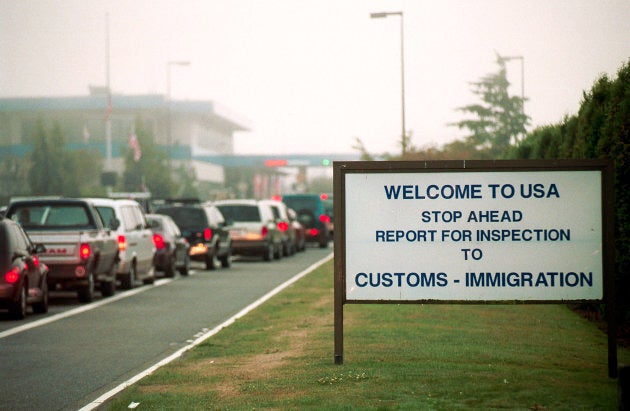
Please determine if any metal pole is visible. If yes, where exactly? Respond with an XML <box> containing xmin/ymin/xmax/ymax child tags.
<box><xmin>105</xmin><ymin>13</ymin><xmax>112</xmax><ymax>172</ymax></box>
<box><xmin>399</xmin><ymin>12</ymin><xmax>406</xmax><ymax>156</ymax></box>
<box><xmin>370</xmin><ymin>11</ymin><xmax>406</xmax><ymax>156</ymax></box>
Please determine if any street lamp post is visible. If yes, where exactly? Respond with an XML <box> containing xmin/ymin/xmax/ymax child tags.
<box><xmin>370</xmin><ymin>11</ymin><xmax>407</xmax><ymax>156</ymax></box>
<box><xmin>166</xmin><ymin>60</ymin><xmax>191</xmax><ymax>164</ymax></box>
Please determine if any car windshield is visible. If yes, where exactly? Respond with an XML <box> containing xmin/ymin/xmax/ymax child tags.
<box><xmin>157</xmin><ymin>207</ymin><xmax>206</xmax><ymax>230</ymax></box>
<box><xmin>216</xmin><ymin>205</ymin><xmax>260</xmax><ymax>222</ymax></box>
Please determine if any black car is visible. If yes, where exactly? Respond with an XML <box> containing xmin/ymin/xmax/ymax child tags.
<box><xmin>155</xmin><ymin>203</ymin><xmax>232</xmax><ymax>270</ymax></box>
<box><xmin>0</xmin><ymin>215</ymin><xmax>49</xmax><ymax>319</ymax></box>
<box><xmin>146</xmin><ymin>213</ymin><xmax>190</xmax><ymax>277</ymax></box>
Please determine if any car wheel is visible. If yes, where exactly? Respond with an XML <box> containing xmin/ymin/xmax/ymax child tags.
<box><xmin>32</xmin><ymin>281</ymin><xmax>49</xmax><ymax>314</ymax></box>
<box><xmin>121</xmin><ymin>264</ymin><xmax>136</xmax><ymax>289</ymax></box>
<box><xmin>142</xmin><ymin>267</ymin><xmax>155</xmax><ymax>285</ymax></box>
<box><xmin>179</xmin><ymin>254</ymin><xmax>190</xmax><ymax>276</ymax></box>
<box><xmin>78</xmin><ymin>271</ymin><xmax>95</xmax><ymax>303</ymax></box>
<box><xmin>274</xmin><ymin>243</ymin><xmax>282</xmax><ymax>260</ymax></box>
<box><xmin>205</xmin><ymin>252</ymin><xmax>217</xmax><ymax>270</ymax></box>
<box><xmin>9</xmin><ymin>283</ymin><xmax>27</xmax><ymax>320</ymax></box>
<box><xmin>220</xmin><ymin>247</ymin><xmax>232</xmax><ymax>268</ymax></box>
<box><xmin>100</xmin><ymin>280</ymin><xmax>115</xmax><ymax>297</ymax></box>
<box><xmin>165</xmin><ymin>254</ymin><xmax>176</xmax><ymax>278</ymax></box>
<box><xmin>262</xmin><ymin>244</ymin><xmax>273</xmax><ymax>261</ymax></box>
<box><xmin>100</xmin><ymin>261</ymin><xmax>117</xmax><ymax>297</ymax></box>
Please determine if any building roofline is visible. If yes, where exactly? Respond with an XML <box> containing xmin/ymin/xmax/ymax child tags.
<box><xmin>0</xmin><ymin>93</ymin><xmax>249</xmax><ymax>132</ymax></box>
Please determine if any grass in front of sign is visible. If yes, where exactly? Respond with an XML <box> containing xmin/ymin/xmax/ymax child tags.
<box><xmin>103</xmin><ymin>259</ymin><xmax>628</xmax><ymax>410</ymax></box>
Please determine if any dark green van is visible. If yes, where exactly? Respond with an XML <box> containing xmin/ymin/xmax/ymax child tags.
<box><xmin>281</xmin><ymin>194</ymin><xmax>332</xmax><ymax>248</ymax></box>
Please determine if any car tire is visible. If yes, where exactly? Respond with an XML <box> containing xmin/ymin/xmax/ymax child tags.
<box><xmin>274</xmin><ymin>243</ymin><xmax>282</xmax><ymax>260</ymax></box>
<box><xmin>179</xmin><ymin>254</ymin><xmax>190</xmax><ymax>276</ymax></box>
<box><xmin>100</xmin><ymin>280</ymin><xmax>115</xmax><ymax>297</ymax></box>
<box><xmin>9</xmin><ymin>283</ymin><xmax>27</xmax><ymax>320</ymax></box>
<box><xmin>164</xmin><ymin>254</ymin><xmax>176</xmax><ymax>278</ymax></box>
<box><xmin>205</xmin><ymin>253</ymin><xmax>216</xmax><ymax>270</ymax></box>
<box><xmin>263</xmin><ymin>242</ymin><xmax>273</xmax><ymax>261</ymax></box>
<box><xmin>220</xmin><ymin>247</ymin><xmax>232</xmax><ymax>268</ymax></box>
<box><xmin>32</xmin><ymin>281</ymin><xmax>49</xmax><ymax>314</ymax></box>
<box><xmin>100</xmin><ymin>261</ymin><xmax>117</xmax><ymax>297</ymax></box>
<box><xmin>78</xmin><ymin>271</ymin><xmax>95</xmax><ymax>303</ymax></box>
<box><xmin>121</xmin><ymin>264</ymin><xmax>136</xmax><ymax>289</ymax></box>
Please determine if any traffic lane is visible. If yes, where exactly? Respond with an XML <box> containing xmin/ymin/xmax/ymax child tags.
<box><xmin>0</xmin><ymin>246</ymin><xmax>332</xmax><ymax>411</ymax></box>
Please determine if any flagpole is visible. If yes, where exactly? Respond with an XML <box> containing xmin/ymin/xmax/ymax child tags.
<box><xmin>105</xmin><ymin>12</ymin><xmax>112</xmax><ymax>172</ymax></box>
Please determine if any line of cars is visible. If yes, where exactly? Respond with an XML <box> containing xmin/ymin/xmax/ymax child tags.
<box><xmin>0</xmin><ymin>194</ymin><xmax>332</xmax><ymax>319</ymax></box>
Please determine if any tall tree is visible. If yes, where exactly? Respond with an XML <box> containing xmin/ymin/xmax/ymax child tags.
<box><xmin>28</xmin><ymin>119</ymin><xmax>65</xmax><ymax>195</ymax></box>
<box><xmin>451</xmin><ymin>55</ymin><xmax>529</xmax><ymax>158</ymax></box>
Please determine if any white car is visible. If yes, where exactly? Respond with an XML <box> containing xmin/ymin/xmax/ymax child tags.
<box><xmin>89</xmin><ymin>198</ymin><xmax>156</xmax><ymax>289</ymax></box>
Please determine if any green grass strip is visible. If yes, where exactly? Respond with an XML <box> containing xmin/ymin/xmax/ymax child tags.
<box><xmin>104</xmin><ymin>259</ymin><xmax>630</xmax><ymax>410</ymax></box>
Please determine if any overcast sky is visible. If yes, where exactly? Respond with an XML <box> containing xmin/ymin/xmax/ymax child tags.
<box><xmin>1</xmin><ymin>0</ymin><xmax>629</xmax><ymax>156</ymax></box>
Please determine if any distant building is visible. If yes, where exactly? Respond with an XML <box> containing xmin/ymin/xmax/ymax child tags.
<box><xmin>0</xmin><ymin>89</ymin><xmax>250</xmax><ymax>185</ymax></box>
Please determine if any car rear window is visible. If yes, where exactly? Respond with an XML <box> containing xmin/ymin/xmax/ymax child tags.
<box><xmin>9</xmin><ymin>204</ymin><xmax>93</xmax><ymax>229</ymax></box>
<box><xmin>216</xmin><ymin>205</ymin><xmax>261</xmax><ymax>222</ymax></box>
<box><xmin>157</xmin><ymin>207</ymin><xmax>207</xmax><ymax>230</ymax></box>
<box><xmin>282</xmin><ymin>197</ymin><xmax>319</xmax><ymax>212</ymax></box>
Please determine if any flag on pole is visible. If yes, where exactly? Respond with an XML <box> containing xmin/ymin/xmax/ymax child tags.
<box><xmin>128</xmin><ymin>132</ymin><xmax>142</xmax><ymax>162</ymax></box>
<box><xmin>83</xmin><ymin>125</ymin><xmax>90</xmax><ymax>142</ymax></box>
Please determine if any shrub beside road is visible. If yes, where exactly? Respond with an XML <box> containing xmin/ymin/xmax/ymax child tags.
<box><xmin>104</xmin><ymin>259</ymin><xmax>630</xmax><ymax>410</ymax></box>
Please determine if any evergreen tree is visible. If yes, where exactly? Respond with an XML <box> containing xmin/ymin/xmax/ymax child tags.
<box><xmin>451</xmin><ymin>55</ymin><xmax>529</xmax><ymax>158</ymax></box>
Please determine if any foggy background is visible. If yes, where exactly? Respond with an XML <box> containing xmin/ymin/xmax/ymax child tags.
<box><xmin>1</xmin><ymin>0</ymin><xmax>629</xmax><ymax>156</ymax></box>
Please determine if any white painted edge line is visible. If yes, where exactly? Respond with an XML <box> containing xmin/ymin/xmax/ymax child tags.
<box><xmin>79</xmin><ymin>252</ymin><xmax>334</xmax><ymax>411</ymax></box>
<box><xmin>0</xmin><ymin>277</ymin><xmax>175</xmax><ymax>340</ymax></box>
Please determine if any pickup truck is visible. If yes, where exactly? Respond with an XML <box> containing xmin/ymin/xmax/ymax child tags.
<box><xmin>5</xmin><ymin>198</ymin><xmax>120</xmax><ymax>303</ymax></box>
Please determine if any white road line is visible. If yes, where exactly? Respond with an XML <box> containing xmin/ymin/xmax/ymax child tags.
<box><xmin>79</xmin><ymin>252</ymin><xmax>334</xmax><ymax>411</ymax></box>
<box><xmin>0</xmin><ymin>277</ymin><xmax>178</xmax><ymax>339</ymax></box>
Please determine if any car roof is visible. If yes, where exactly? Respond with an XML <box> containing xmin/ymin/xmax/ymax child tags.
<box><xmin>84</xmin><ymin>198</ymin><xmax>142</xmax><ymax>207</ymax></box>
<box><xmin>8</xmin><ymin>198</ymin><xmax>94</xmax><ymax>207</ymax></box>
<box><xmin>214</xmin><ymin>199</ymin><xmax>259</xmax><ymax>206</ymax></box>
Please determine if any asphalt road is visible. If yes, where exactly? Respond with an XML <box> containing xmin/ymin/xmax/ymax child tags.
<box><xmin>0</xmin><ymin>246</ymin><xmax>333</xmax><ymax>411</ymax></box>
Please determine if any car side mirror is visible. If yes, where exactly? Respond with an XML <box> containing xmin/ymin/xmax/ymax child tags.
<box><xmin>34</xmin><ymin>243</ymin><xmax>46</xmax><ymax>254</ymax></box>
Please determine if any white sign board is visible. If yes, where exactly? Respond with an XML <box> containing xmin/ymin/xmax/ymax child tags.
<box><xmin>344</xmin><ymin>169</ymin><xmax>603</xmax><ymax>301</ymax></box>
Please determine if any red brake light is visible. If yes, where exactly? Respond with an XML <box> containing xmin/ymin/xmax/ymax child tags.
<box><xmin>261</xmin><ymin>226</ymin><xmax>269</xmax><ymax>237</ymax></box>
<box><xmin>277</xmin><ymin>221</ymin><xmax>289</xmax><ymax>232</ymax></box>
<box><xmin>204</xmin><ymin>228</ymin><xmax>212</xmax><ymax>241</ymax></box>
<box><xmin>320</xmin><ymin>193</ymin><xmax>328</xmax><ymax>200</ymax></box>
<box><xmin>79</xmin><ymin>243</ymin><xmax>91</xmax><ymax>260</ymax></box>
<box><xmin>309</xmin><ymin>228</ymin><xmax>319</xmax><ymax>237</ymax></box>
<box><xmin>319</xmin><ymin>214</ymin><xmax>331</xmax><ymax>224</ymax></box>
<box><xmin>32</xmin><ymin>255</ymin><xmax>40</xmax><ymax>268</ymax></box>
<box><xmin>4</xmin><ymin>266</ymin><xmax>20</xmax><ymax>284</ymax></box>
<box><xmin>118</xmin><ymin>235</ymin><xmax>127</xmax><ymax>251</ymax></box>
<box><xmin>153</xmin><ymin>233</ymin><xmax>166</xmax><ymax>249</ymax></box>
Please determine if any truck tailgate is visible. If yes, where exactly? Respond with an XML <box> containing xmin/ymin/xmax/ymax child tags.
<box><xmin>27</xmin><ymin>231</ymin><xmax>87</xmax><ymax>265</ymax></box>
